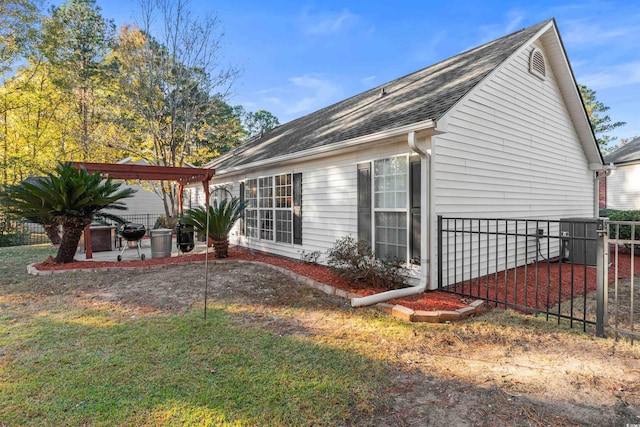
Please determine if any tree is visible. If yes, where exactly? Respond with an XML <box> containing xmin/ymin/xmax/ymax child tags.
<box><xmin>0</xmin><ymin>162</ymin><xmax>135</xmax><ymax>263</ymax></box>
<box><xmin>193</xmin><ymin>97</ymin><xmax>246</xmax><ymax>162</ymax></box>
<box><xmin>579</xmin><ymin>84</ymin><xmax>626</xmax><ymax>153</ymax></box>
<box><xmin>242</xmin><ymin>109</ymin><xmax>280</xmax><ymax>137</ymax></box>
<box><xmin>110</xmin><ymin>0</ymin><xmax>239</xmax><ymax>217</ymax></box>
<box><xmin>0</xmin><ymin>0</ymin><xmax>42</xmax><ymax>79</ymax></box>
<box><xmin>0</xmin><ymin>0</ymin><xmax>44</xmax><ymax>186</ymax></box>
<box><xmin>1</xmin><ymin>63</ymin><xmax>69</xmax><ymax>186</ymax></box>
<box><xmin>40</xmin><ymin>0</ymin><xmax>116</xmax><ymax>161</ymax></box>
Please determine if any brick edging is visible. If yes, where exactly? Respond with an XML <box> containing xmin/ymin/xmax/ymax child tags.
<box><xmin>374</xmin><ymin>299</ymin><xmax>486</xmax><ymax>323</ymax></box>
<box><xmin>26</xmin><ymin>260</ymin><xmax>484</xmax><ymax>323</ymax></box>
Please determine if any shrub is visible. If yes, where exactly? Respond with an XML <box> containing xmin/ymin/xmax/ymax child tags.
<box><xmin>599</xmin><ymin>208</ymin><xmax>620</xmax><ymax>218</ymax></box>
<box><xmin>0</xmin><ymin>211</ymin><xmax>32</xmax><ymax>247</ymax></box>
<box><xmin>326</xmin><ymin>236</ymin><xmax>407</xmax><ymax>290</ymax></box>
<box><xmin>608</xmin><ymin>210</ymin><xmax>640</xmax><ymax>241</ymax></box>
<box><xmin>0</xmin><ymin>227</ymin><xmax>31</xmax><ymax>247</ymax></box>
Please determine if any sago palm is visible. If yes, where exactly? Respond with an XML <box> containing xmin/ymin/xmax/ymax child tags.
<box><xmin>0</xmin><ymin>162</ymin><xmax>135</xmax><ymax>263</ymax></box>
<box><xmin>182</xmin><ymin>197</ymin><xmax>247</xmax><ymax>258</ymax></box>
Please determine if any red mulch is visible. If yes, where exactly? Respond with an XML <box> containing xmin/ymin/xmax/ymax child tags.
<box><xmin>34</xmin><ymin>244</ymin><xmax>640</xmax><ymax>313</ymax></box>
<box><xmin>32</xmin><ymin>247</ymin><xmax>467</xmax><ymax>312</ymax></box>
<box><xmin>446</xmin><ymin>245</ymin><xmax>640</xmax><ymax>312</ymax></box>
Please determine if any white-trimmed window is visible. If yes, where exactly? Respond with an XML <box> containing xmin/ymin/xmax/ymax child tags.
<box><xmin>244</xmin><ymin>179</ymin><xmax>258</xmax><ymax>238</ymax></box>
<box><xmin>243</xmin><ymin>173</ymin><xmax>301</xmax><ymax>244</ymax></box>
<box><xmin>258</xmin><ymin>177</ymin><xmax>273</xmax><ymax>240</ymax></box>
<box><xmin>275</xmin><ymin>174</ymin><xmax>293</xmax><ymax>243</ymax></box>
<box><xmin>358</xmin><ymin>155</ymin><xmax>420</xmax><ymax>265</ymax></box>
<box><xmin>373</xmin><ymin>156</ymin><xmax>408</xmax><ymax>260</ymax></box>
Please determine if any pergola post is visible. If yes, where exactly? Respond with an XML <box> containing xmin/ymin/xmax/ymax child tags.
<box><xmin>202</xmin><ymin>179</ymin><xmax>210</xmax><ymax>207</ymax></box>
<box><xmin>84</xmin><ymin>224</ymin><xmax>93</xmax><ymax>259</ymax></box>
<box><xmin>71</xmin><ymin>162</ymin><xmax>215</xmax><ymax>258</ymax></box>
<box><xmin>178</xmin><ymin>184</ymin><xmax>184</xmax><ymax>216</ymax></box>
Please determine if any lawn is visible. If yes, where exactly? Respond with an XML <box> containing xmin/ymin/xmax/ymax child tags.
<box><xmin>1</xmin><ymin>247</ymin><xmax>388</xmax><ymax>426</ymax></box>
<box><xmin>1</xmin><ymin>246</ymin><xmax>640</xmax><ymax>426</ymax></box>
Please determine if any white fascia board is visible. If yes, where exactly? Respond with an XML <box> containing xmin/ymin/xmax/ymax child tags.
<box><xmin>213</xmin><ymin>119</ymin><xmax>436</xmax><ymax>177</ymax></box>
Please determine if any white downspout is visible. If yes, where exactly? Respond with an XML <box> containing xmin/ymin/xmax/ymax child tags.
<box><xmin>351</xmin><ymin>131</ymin><xmax>430</xmax><ymax>307</ymax></box>
<box><xmin>591</xmin><ymin>163</ymin><xmax>615</xmax><ymax>217</ymax></box>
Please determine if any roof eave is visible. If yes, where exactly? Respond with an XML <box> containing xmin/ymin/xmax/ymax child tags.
<box><xmin>213</xmin><ymin>119</ymin><xmax>438</xmax><ymax>177</ymax></box>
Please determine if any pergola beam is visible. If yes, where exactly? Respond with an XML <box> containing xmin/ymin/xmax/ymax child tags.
<box><xmin>72</xmin><ymin>162</ymin><xmax>215</xmax><ymax>184</ymax></box>
<box><xmin>72</xmin><ymin>162</ymin><xmax>215</xmax><ymax>259</ymax></box>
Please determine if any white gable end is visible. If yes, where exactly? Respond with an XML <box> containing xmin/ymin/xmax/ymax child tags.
<box><xmin>433</xmin><ymin>36</ymin><xmax>594</xmax><ymax>220</ymax></box>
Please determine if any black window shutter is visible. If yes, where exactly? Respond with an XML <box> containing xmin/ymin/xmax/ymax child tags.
<box><xmin>239</xmin><ymin>182</ymin><xmax>245</xmax><ymax>236</ymax></box>
<box><xmin>293</xmin><ymin>173</ymin><xmax>302</xmax><ymax>244</ymax></box>
<box><xmin>357</xmin><ymin>163</ymin><xmax>372</xmax><ymax>248</ymax></box>
<box><xmin>410</xmin><ymin>157</ymin><xmax>421</xmax><ymax>264</ymax></box>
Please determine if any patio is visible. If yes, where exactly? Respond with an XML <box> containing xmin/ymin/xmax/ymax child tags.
<box><xmin>75</xmin><ymin>234</ymin><xmax>210</xmax><ymax>263</ymax></box>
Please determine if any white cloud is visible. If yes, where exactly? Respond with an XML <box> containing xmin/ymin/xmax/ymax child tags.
<box><xmin>301</xmin><ymin>8</ymin><xmax>359</xmax><ymax>36</ymax></box>
<box><xmin>360</xmin><ymin>75</ymin><xmax>377</xmax><ymax>86</ymax></box>
<box><xmin>476</xmin><ymin>10</ymin><xmax>525</xmax><ymax>44</ymax></box>
<box><xmin>411</xmin><ymin>30</ymin><xmax>448</xmax><ymax>64</ymax></box>
<box><xmin>285</xmin><ymin>75</ymin><xmax>342</xmax><ymax>114</ymax></box>
<box><xmin>247</xmin><ymin>74</ymin><xmax>343</xmax><ymax>122</ymax></box>
<box><xmin>580</xmin><ymin>62</ymin><xmax>640</xmax><ymax>89</ymax></box>
<box><xmin>561</xmin><ymin>19</ymin><xmax>637</xmax><ymax>47</ymax></box>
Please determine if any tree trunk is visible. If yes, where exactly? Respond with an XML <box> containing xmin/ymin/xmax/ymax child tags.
<box><xmin>44</xmin><ymin>223</ymin><xmax>62</xmax><ymax>245</ymax></box>
<box><xmin>55</xmin><ymin>220</ymin><xmax>85</xmax><ymax>263</ymax></box>
<box><xmin>212</xmin><ymin>239</ymin><xmax>229</xmax><ymax>258</ymax></box>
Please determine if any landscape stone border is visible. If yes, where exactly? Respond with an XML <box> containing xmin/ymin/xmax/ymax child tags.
<box><xmin>27</xmin><ymin>260</ymin><xmax>485</xmax><ymax>323</ymax></box>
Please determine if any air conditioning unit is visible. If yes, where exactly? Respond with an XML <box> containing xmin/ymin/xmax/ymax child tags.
<box><xmin>559</xmin><ymin>218</ymin><xmax>597</xmax><ymax>266</ymax></box>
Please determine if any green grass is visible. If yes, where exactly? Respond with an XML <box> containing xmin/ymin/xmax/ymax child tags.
<box><xmin>4</xmin><ymin>246</ymin><xmax>639</xmax><ymax>426</ymax></box>
<box><xmin>0</xmin><ymin>247</ymin><xmax>388</xmax><ymax>426</ymax></box>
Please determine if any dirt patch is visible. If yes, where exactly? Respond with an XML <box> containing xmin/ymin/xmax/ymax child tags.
<box><xmin>59</xmin><ymin>265</ymin><xmax>640</xmax><ymax>426</ymax></box>
<box><xmin>8</xmin><ymin>246</ymin><xmax>640</xmax><ymax>426</ymax></box>
<box><xmin>33</xmin><ymin>247</ymin><xmax>468</xmax><ymax>312</ymax></box>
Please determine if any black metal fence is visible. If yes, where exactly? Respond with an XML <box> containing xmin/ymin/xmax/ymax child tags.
<box><xmin>0</xmin><ymin>213</ymin><xmax>160</xmax><ymax>247</ymax></box>
<box><xmin>607</xmin><ymin>221</ymin><xmax>640</xmax><ymax>344</ymax></box>
<box><xmin>437</xmin><ymin>216</ymin><xmax>606</xmax><ymax>333</ymax></box>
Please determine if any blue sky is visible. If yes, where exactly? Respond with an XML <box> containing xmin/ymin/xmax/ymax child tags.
<box><xmin>57</xmin><ymin>0</ymin><xmax>640</xmax><ymax>145</ymax></box>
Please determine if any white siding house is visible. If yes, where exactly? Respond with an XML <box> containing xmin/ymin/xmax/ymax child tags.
<box><xmin>198</xmin><ymin>19</ymin><xmax>604</xmax><ymax>298</ymax></box>
<box><xmin>101</xmin><ymin>158</ymin><xmax>166</xmax><ymax>223</ymax></box>
<box><xmin>603</xmin><ymin>137</ymin><xmax>640</xmax><ymax>210</ymax></box>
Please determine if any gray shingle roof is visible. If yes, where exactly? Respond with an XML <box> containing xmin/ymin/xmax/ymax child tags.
<box><xmin>211</xmin><ymin>19</ymin><xmax>552</xmax><ymax>170</ymax></box>
<box><xmin>603</xmin><ymin>137</ymin><xmax>640</xmax><ymax>164</ymax></box>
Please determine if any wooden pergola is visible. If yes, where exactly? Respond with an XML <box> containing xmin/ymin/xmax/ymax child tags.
<box><xmin>72</xmin><ymin>162</ymin><xmax>215</xmax><ymax>259</ymax></box>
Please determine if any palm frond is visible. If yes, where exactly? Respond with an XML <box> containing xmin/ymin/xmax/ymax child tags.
<box><xmin>182</xmin><ymin>197</ymin><xmax>248</xmax><ymax>241</ymax></box>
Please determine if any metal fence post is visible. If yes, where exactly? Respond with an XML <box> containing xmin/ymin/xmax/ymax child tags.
<box><xmin>596</xmin><ymin>218</ymin><xmax>609</xmax><ymax>337</ymax></box>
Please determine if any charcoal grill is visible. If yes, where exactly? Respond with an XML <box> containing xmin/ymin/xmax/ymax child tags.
<box><xmin>117</xmin><ymin>223</ymin><xmax>146</xmax><ymax>261</ymax></box>
<box><xmin>176</xmin><ymin>221</ymin><xmax>194</xmax><ymax>253</ymax></box>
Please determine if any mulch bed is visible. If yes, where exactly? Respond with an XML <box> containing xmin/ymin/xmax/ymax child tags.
<box><xmin>446</xmin><ymin>244</ymin><xmax>640</xmax><ymax>312</ymax></box>
<box><xmin>33</xmin><ymin>247</ymin><xmax>468</xmax><ymax>312</ymax></box>
<box><xmin>34</xmin><ymin>244</ymin><xmax>640</xmax><ymax>314</ymax></box>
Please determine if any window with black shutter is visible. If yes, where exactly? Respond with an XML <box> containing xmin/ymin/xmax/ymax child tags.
<box><xmin>358</xmin><ymin>155</ymin><xmax>421</xmax><ymax>265</ymax></box>
<box><xmin>410</xmin><ymin>157</ymin><xmax>421</xmax><ymax>264</ymax></box>
<box><xmin>293</xmin><ymin>173</ymin><xmax>302</xmax><ymax>244</ymax></box>
<box><xmin>357</xmin><ymin>162</ymin><xmax>372</xmax><ymax>248</ymax></box>
<box><xmin>239</xmin><ymin>182</ymin><xmax>245</xmax><ymax>236</ymax></box>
